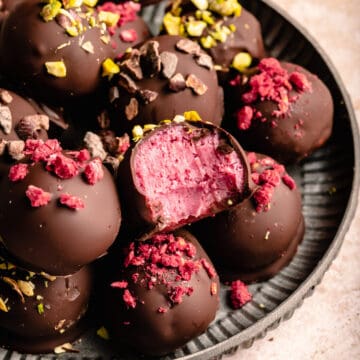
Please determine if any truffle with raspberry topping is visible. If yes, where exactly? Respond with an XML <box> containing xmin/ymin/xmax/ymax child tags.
<box><xmin>223</xmin><ymin>58</ymin><xmax>334</xmax><ymax>163</ymax></box>
<box><xmin>0</xmin><ymin>139</ymin><xmax>121</xmax><ymax>275</ymax></box>
<box><xmin>162</xmin><ymin>0</ymin><xmax>265</xmax><ymax>83</ymax></box>
<box><xmin>100</xmin><ymin>229</ymin><xmax>220</xmax><ymax>356</ymax></box>
<box><xmin>107</xmin><ymin>35</ymin><xmax>224</xmax><ymax>136</ymax></box>
<box><xmin>0</xmin><ymin>253</ymin><xmax>93</xmax><ymax>354</ymax></box>
<box><xmin>117</xmin><ymin>119</ymin><xmax>250</xmax><ymax>240</ymax></box>
<box><xmin>0</xmin><ymin>0</ymin><xmax>114</xmax><ymax>104</ymax></box>
<box><xmin>191</xmin><ymin>152</ymin><xmax>304</xmax><ymax>283</ymax></box>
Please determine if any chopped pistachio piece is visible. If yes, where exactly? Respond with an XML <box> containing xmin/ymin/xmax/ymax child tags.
<box><xmin>143</xmin><ymin>124</ymin><xmax>158</xmax><ymax>133</ymax></box>
<box><xmin>81</xmin><ymin>40</ymin><xmax>95</xmax><ymax>53</ymax></box>
<box><xmin>101</xmin><ymin>58</ymin><xmax>120</xmax><ymax>79</ymax></box>
<box><xmin>17</xmin><ymin>280</ymin><xmax>35</xmax><ymax>297</ymax></box>
<box><xmin>201</xmin><ymin>10</ymin><xmax>215</xmax><ymax>25</ymax></box>
<box><xmin>185</xmin><ymin>20</ymin><xmax>207</xmax><ymax>37</ymax></box>
<box><xmin>200</xmin><ymin>35</ymin><xmax>216</xmax><ymax>48</ymax></box>
<box><xmin>45</xmin><ymin>60</ymin><xmax>67</xmax><ymax>77</ymax></box>
<box><xmin>63</xmin><ymin>0</ymin><xmax>83</xmax><ymax>9</ymax></box>
<box><xmin>184</xmin><ymin>110</ymin><xmax>202</xmax><ymax>121</ymax></box>
<box><xmin>132</xmin><ymin>125</ymin><xmax>143</xmax><ymax>142</ymax></box>
<box><xmin>97</xmin><ymin>326</ymin><xmax>110</xmax><ymax>340</ymax></box>
<box><xmin>37</xmin><ymin>303</ymin><xmax>45</xmax><ymax>315</ymax></box>
<box><xmin>83</xmin><ymin>0</ymin><xmax>98</xmax><ymax>6</ymax></box>
<box><xmin>66</xmin><ymin>25</ymin><xmax>79</xmax><ymax>37</ymax></box>
<box><xmin>0</xmin><ymin>297</ymin><xmax>8</xmax><ymax>312</ymax></box>
<box><xmin>208</xmin><ymin>0</ymin><xmax>242</xmax><ymax>17</ymax></box>
<box><xmin>232</xmin><ymin>52</ymin><xmax>252</xmax><ymax>72</ymax></box>
<box><xmin>190</xmin><ymin>0</ymin><xmax>208</xmax><ymax>11</ymax></box>
<box><xmin>40</xmin><ymin>0</ymin><xmax>62</xmax><ymax>22</ymax></box>
<box><xmin>163</xmin><ymin>13</ymin><xmax>182</xmax><ymax>36</ymax></box>
<box><xmin>98</xmin><ymin>10</ymin><xmax>120</xmax><ymax>28</ymax></box>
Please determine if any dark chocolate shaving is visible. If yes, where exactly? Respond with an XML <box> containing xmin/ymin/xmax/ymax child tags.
<box><xmin>138</xmin><ymin>89</ymin><xmax>158</xmax><ymax>104</ymax></box>
<box><xmin>121</xmin><ymin>49</ymin><xmax>143</xmax><ymax>80</ymax></box>
<box><xmin>118</xmin><ymin>73</ymin><xmax>139</xmax><ymax>94</ymax></box>
<box><xmin>176</xmin><ymin>39</ymin><xmax>201</xmax><ymax>55</ymax></box>
<box><xmin>97</xmin><ymin>110</ymin><xmax>110</xmax><ymax>130</ymax></box>
<box><xmin>169</xmin><ymin>73</ymin><xmax>186</xmax><ymax>92</ymax></box>
<box><xmin>0</xmin><ymin>104</ymin><xmax>12</xmax><ymax>134</ymax></box>
<box><xmin>195</xmin><ymin>53</ymin><xmax>213</xmax><ymax>70</ymax></box>
<box><xmin>140</xmin><ymin>40</ymin><xmax>161</xmax><ymax>78</ymax></box>
<box><xmin>185</xmin><ymin>74</ymin><xmax>208</xmax><ymax>95</ymax></box>
<box><xmin>125</xmin><ymin>98</ymin><xmax>139</xmax><ymax>121</ymax></box>
<box><xmin>160</xmin><ymin>51</ymin><xmax>178</xmax><ymax>79</ymax></box>
<box><xmin>109</xmin><ymin>86</ymin><xmax>120</xmax><ymax>103</ymax></box>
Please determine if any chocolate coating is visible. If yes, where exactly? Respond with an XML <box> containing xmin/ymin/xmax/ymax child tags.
<box><xmin>0</xmin><ymin>1</ymin><xmax>113</xmax><ymax>104</ymax></box>
<box><xmin>0</xmin><ymin>155</ymin><xmax>121</xmax><ymax>275</ymax></box>
<box><xmin>117</xmin><ymin>120</ymin><xmax>250</xmax><ymax>241</ymax></box>
<box><xmin>101</xmin><ymin>229</ymin><xmax>220</xmax><ymax>356</ymax></box>
<box><xmin>191</xmin><ymin>153</ymin><xmax>304</xmax><ymax>283</ymax></box>
<box><xmin>109</xmin><ymin>35</ymin><xmax>224</xmax><ymax>136</ymax></box>
<box><xmin>223</xmin><ymin>61</ymin><xmax>334</xmax><ymax>164</ymax></box>
<box><xmin>0</xmin><ymin>255</ymin><xmax>93</xmax><ymax>353</ymax></box>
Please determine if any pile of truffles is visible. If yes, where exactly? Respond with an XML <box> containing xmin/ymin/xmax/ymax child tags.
<box><xmin>0</xmin><ymin>0</ymin><xmax>333</xmax><ymax>356</ymax></box>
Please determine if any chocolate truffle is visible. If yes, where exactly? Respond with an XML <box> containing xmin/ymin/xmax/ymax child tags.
<box><xmin>97</xmin><ymin>1</ymin><xmax>150</xmax><ymax>58</ymax></box>
<box><xmin>223</xmin><ymin>58</ymin><xmax>334</xmax><ymax>163</ymax></box>
<box><xmin>191</xmin><ymin>152</ymin><xmax>304</xmax><ymax>283</ymax></box>
<box><xmin>0</xmin><ymin>0</ymin><xmax>114</xmax><ymax>104</ymax></box>
<box><xmin>162</xmin><ymin>0</ymin><xmax>265</xmax><ymax>83</ymax></box>
<box><xmin>107</xmin><ymin>35</ymin><xmax>224</xmax><ymax>136</ymax></box>
<box><xmin>0</xmin><ymin>254</ymin><xmax>93</xmax><ymax>354</ymax></box>
<box><xmin>0</xmin><ymin>139</ymin><xmax>121</xmax><ymax>275</ymax></box>
<box><xmin>117</xmin><ymin>119</ymin><xmax>250</xmax><ymax>240</ymax></box>
<box><xmin>101</xmin><ymin>229</ymin><xmax>220</xmax><ymax>356</ymax></box>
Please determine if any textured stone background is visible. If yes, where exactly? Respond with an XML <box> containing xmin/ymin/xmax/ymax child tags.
<box><xmin>227</xmin><ymin>0</ymin><xmax>360</xmax><ymax>359</ymax></box>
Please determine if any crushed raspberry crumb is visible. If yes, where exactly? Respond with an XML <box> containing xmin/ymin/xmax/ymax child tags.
<box><xmin>76</xmin><ymin>149</ymin><xmax>91</xmax><ymax>162</ymax></box>
<box><xmin>8</xmin><ymin>163</ymin><xmax>29</xmax><ymax>182</ymax></box>
<box><xmin>157</xmin><ymin>306</ymin><xmax>168</xmax><ymax>313</ymax></box>
<box><xmin>289</xmin><ymin>71</ymin><xmax>312</xmax><ymax>92</ymax></box>
<box><xmin>97</xmin><ymin>1</ymin><xmax>141</xmax><ymax>28</ymax></box>
<box><xmin>120</xmin><ymin>29</ymin><xmax>138</xmax><ymax>42</ymax></box>
<box><xmin>84</xmin><ymin>158</ymin><xmax>104</xmax><ymax>185</ymax></box>
<box><xmin>117</xmin><ymin>133</ymin><xmax>130</xmax><ymax>154</ymax></box>
<box><xmin>59</xmin><ymin>193</ymin><xmax>85</xmax><ymax>210</ymax></box>
<box><xmin>26</xmin><ymin>185</ymin><xmax>52</xmax><ymax>207</ymax></box>
<box><xmin>230</xmin><ymin>280</ymin><xmax>252</xmax><ymax>309</ymax></box>
<box><xmin>123</xmin><ymin>289</ymin><xmax>136</xmax><ymax>308</ymax></box>
<box><xmin>210</xmin><ymin>282</ymin><xmax>218</xmax><ymax>296</ymax></box>
<box><xmin>201</xmin><ymin>259</ymin><xmax>216</xmax><ymax>279</ymax></box>
<box><xmin>111</xmin><ymin>281</ymin><xmax>128</xmax><ymax>289</ymax></box>
<box><xmin>28</xmin><ymin>139</ymin><xmax>62</xmax><ymax>162</ymax></box>
<box><xmin>236</xmin><ymin>106</ymin><xmax>253</xmax><ymax>130</ymax></box>
<box><xmin>46</xmin><ymin>153</ymin><xmax>79</xmax><ymax>179</ymax></box>
<box><xmin>282</xmin><ymin>174</ymin><xmax>296</xmax><ymax>190</ymax></box>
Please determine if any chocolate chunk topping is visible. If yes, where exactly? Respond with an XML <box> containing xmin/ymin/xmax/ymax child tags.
<box><xmin>160</xmin><ymin>51</ymin><xmax>178</xmax><ymax>79</ymax></box>
<box><xmin>0</xmin><ymin>139</ymin><xmax>6</xmax><ymax>156</ymax></box>
<box><xmin>7</xmin><ymin>140</ymin><xmax>25</xmax><ymax>161</ymax></box>
<box><xmin>195</xmin><ymin>53</ymin><xmax>213</xmax><ymax>70</ymax></box>
<box><xmin>118</xmin><ymin>73</ymin><xmax>138</xmax><ymax>94</ymax></box>
<box><xmin>83</xmin><ymin>131</ymin><xmax>107</xmax><ymax>160</ymax></box>
<box><xmin>109</xmin><ymin>86</ymin><xmax>120</xmax><ymax>103</ymax></box>
<box><xmin>169</xmin><ymin>73</ymin><xmax>187</xmax><ymax>92</ymax></box>
<box><xmin>140</xmin><ymin>40</ymin><xmax>161</xmax><ymax>78</ymax></box>
<box><xmin>121</xmin><ymin>49</ymin><xmax>143</xmax><ymax>80</ymax></box>
<box><xmin>97</xmin><ymin>110</ymin><xmax>110</xmax><ymax>130</ymax></box>
<box><xmin>186</xmin><ymin>74</ymin><xmax>208</xmax><ymax>95</ymax></box>
<box><xmin>176</xmin><ymin>39</ymin><xmax>201</xmax><ymax>55</ymax></box>
<box><xmin>0</xmin><ymin>90</ymin><xmax>13</xmax><ymax>104</ymax></box>
<box><xmin>0</xmin><ymin>105</ymin><xmax>12</xmax><ymax>134</ymax></box>
<box><xmin>15</xmin><ymin>115</ymin><xmax>49</xmax><ymax>140</ymax></box>
<box><xmin>125</xmin><ymin>98</ymin><xmax>139</xmax><ymax>121</ymax></box>
<box><xmin>104</xmin><ymin>155</ymin><xmax>121</xmax><ymax>175</ymax></box>
<box><xmin>138</xmin><ymin>89</ymin><xmax>158</xmax><ymax>104</ymax></box>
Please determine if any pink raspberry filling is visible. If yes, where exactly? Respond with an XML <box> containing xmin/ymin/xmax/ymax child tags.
<box><xmin>133</xmin><ymin>125</ymin><xmax>245</xmax><ymax>229</ymax></box>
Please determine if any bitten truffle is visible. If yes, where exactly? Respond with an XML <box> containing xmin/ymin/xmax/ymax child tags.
<box><xmin>0</xmin><ymin>0</ymin><xmax>114</xmax><ymax>104</ymax></box>
<box><xmin>100</xmin><ymin>229</ymin><xmax>220</xmax><ymax>356</ymax></box>
<box><xmin>117</xmin><ymin>119</ymin><xmax>250</xmax><ymax>240</ymax></box>
<box><xmin>223</xmin><ymin>58</ymin><xmax>334</xmax><ymax>163</ymax></box>
<box><xmin>0</xmin><ymin>139</ymin><xmax>121</xmax><ymax>275</ymax></box>
<box><xmin>0</xmin><ymin>253</ymin><xmax>93</xmax><ymax>354</ymax></box>
<box><xmin>106</xmin><ymin>35</ymin><xmax>224</xmax><ymax>136</ymax></box>
<box><xmin>162</xmin><ymin>0</ymin><xmax>265</xmax><ymax>83</ymax></box>
<box><xmin>191</xmin><ymin>152</ymin><xmax>304</xmax><ymax>283</ymax></box>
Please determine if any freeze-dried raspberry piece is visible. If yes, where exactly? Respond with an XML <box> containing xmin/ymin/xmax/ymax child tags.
<box><xmin>84</xmin><ymin>158</ymin><xmax>104</xmax><ymax>185</ymax></box>
<box><xmin>229</xmin><ymin>280</ymin><xmax>252</xmax><ymax>309</ymax></box>
<box><xmin>25</xmin><ymin>185</ymin><xmax>52</xmax><ymax>207</ymax></box>
<box><xmin>59</xmin><ymin>193</ymin><xmax>85</xmax><ymax>210</ymax></box>
<box><xmin>201</xmin><ymin>258</ymin><xmax>216</xmax><ymax>279</ymax></box>
<box><xmin>47</xmin><ymin>153</ymin><xmax>79</xmax><ymax>179</ymax></box>
<box><xmin>123</xmin><ymin>289</ymin><xmax>136</xmax><ymax>308</ymax></box>
<box><xmin>29</xmin><ymin>139</ymin><xmax>62</xmax><ymax>162</ymax></box>
<box><xmin>8</xmin><ymin>163</ymin><xmax>29</xmax><ymax>182</ymax></box>
<box><xmin>111</xmin><ymin>281</ymin><xmax>128</xmax><ymax>289</ymax></box>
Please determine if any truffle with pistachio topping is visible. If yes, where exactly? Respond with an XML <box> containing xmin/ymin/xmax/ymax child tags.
<box><xmin>0</xmin><ymin>0</ymin><xmax>114</xmax><ymax>104</ymax></box>
<box><xmin>161</xmin><ymin>0</ymin><xmax>265</xmax><ymax>83</ymax></box>
<box><xmin>0</xmin><ymin>251</ymin><xmax>94</xmax><ymax>354</ymax></box>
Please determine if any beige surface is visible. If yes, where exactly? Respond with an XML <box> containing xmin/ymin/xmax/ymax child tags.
<box><xmin>227</xmin><ymin>1</ymin><xmax>360</xmax><ymax>359</ymax></box>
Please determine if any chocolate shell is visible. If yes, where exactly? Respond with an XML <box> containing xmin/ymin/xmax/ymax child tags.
<box><xmin>191</xmin><ymin>152</ymin><xmax>304</xmax><ymax>283</ymax></box>
<box><xmin>108</xmin><ymin>35</ymin><xmax>224</xmax><ymax>136</ymax></box>
<box><xmin>100</xmin><ymin>229</ymin><xmax>220</xmax><ymax>356</ymax></box>
<box><xmin>0</xmin><ymin>143</ymin><xmax>121</xmax><ymax>275</ymax></box>
<box><xmin>0</xmin><ymin>254</ymin><xmax>93</xmax><ymax>354</ymax></box>
<box><xmin>223</xmin><ymin>58</ymin><xmax>334</xmax><ymax>163</ymax></box>
<box><xmin>117</xmin><ymin>120</ymin><xmax>250</xmax><ymax>241</ymax></box>
<box><xmin>0</xmin><ymin>1</ymin><xmax>113</xmax><ymax>104</ymax></box>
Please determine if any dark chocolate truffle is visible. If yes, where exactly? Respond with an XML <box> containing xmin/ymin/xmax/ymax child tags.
<box><xmin>117</xmin><ymin>119</ymin><xmax>250</xmax><ymax>240</ymax></box>
<box><xmin>223</xmin><ymin>58</ymin><xmax>334</xmax><ymax>163</ymax></box>
<box><xmin>107</xmin><ymin>35</ymin><xmax>224</xmax><ymax>136</ymax></box>
<box><xmin>0</xmin><ymin>254</ymin><xmax>93</xmax><ymax>354</ymax></box>
<box><xmin>0</xmin><ymin>139</ymin><xmax>121</xmax><ymax>275</ymax></box>
<box><xmin>101</xmin><ymin>229</ymin><xmax>220</xmax><ymax>356</ymax></box>
<box><xmin>97</xmin><ymin>1</ymin><xmax>150</xmax><ymax>58</ymax></box>
<box><xmin>0</xmin><ymin>0</ymin><xmax>114</xmax><ymax>104</ymax></box>
<box><xmin>191</xmin><ymin>152</ymin><xmax>304</xmax><ymax>283</ymax></box>
<box><xmin>162</xmin><ymin>0</ymin><xmax>265</xmax><ymax>83</ymax></box>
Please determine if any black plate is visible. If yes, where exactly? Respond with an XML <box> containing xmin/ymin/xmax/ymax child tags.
<box><xmin>0</xmin><ymin>0</ymin><xmax>359</xmax><ymax>359</ymax></box>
